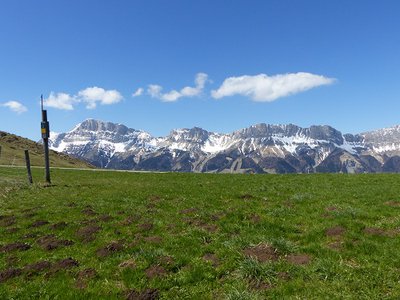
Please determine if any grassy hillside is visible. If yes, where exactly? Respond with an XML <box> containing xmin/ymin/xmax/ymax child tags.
<box><xmin>0</xmin><ymin>131</ymin><xmax>93</xmax><ymax>168</ymax></box>
<box><xmin>1</xmin><ymin>167</ymin><xmax>400</xmax><ymax>299</ymax></box>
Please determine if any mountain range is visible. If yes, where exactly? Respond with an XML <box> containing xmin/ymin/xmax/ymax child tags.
<box><xmin>48</xmin><ymin>119</ymin><xmax>400</xmax><ymax>173</ymax></box>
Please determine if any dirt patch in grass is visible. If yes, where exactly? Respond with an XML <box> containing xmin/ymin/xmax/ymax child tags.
<box><xmin>199</xmin><ymin>223</ymin><xmax>218</xmax><ymax>233</ymax></box>
<box><xmin>243</xmin><ymin>243</ymin><xmax>279</xmax><ymax>262</ymax></box>
<box><xmin>126</xmin><ymin>288</ymin><xmax>159</xmax><ymax>300</ymax></box>
<box><xmin>119</xmin><ymin>259</ymin><xmax>136</xmax><ymax>270</ymax></box>
<box><xmin>120</xmin><ymin>214</ymin><xmax>141</xmax><ymax>226</ymax></box>
<box><xmin>23</xmin><ymin>232</ymin><xmax>40</xmax><ymax>239</ymax></box>
<box><xmin>240</xmin><ymin>193</ymin><xmax>254</xmax><ymax>200</ymax></box>
<box><xmin>184</xmin><ymin>217</ymin><xmax>218</xmax><ymax>233</ymax></box>
<box><xmin>249</xmin><ymin>213</ymin><xmax>261</xmax><ymax>224</ymax></box>
<box><xmin>138</xmin><ymin>222</ymin><xmax>153</xmax><ymax>231</ymax></box>
<box><xmin>326</xmin><ymin>226</ymin><xmax>346</xmax><ymax>237</ymax></box>
<box><xmin>0</xmin><ymin>215</ymin><xmax>16</xmax><ymax>227</ymax></box>
<box><xmin>23</xmin><ymin>261</ymin><xmax>52</xmax><ymax>276</ymax></box>
<box><xmin>6</xmin><ymin>227</ymin><xmax>19</xmax><ymax>233</ymax></box>
<box><xmin>48</xmin><ymin>258</ymin><xmax>79</xmax><ymax>275</ymax></box>
<box><xmin>96</xmin><ymin>241</ymin><xmax>124</xmax><ymax>257</ymax></box>
<box><xmin>36</xmin><ymin>235</ymin><xmax>74</xmax><ymax>251</ymax></box>
<box><xmin>363</xmin><ymin>227</ymin><xmax>386</xmax><ymax>236</ymax></box>
<box><xmin>30</xmin><ymin>220</ymin><xmax>50</xmax><ymax>228</ymax></box>
<box><xmin>75</xmin><ymin>268</ymin><xmax>97</xmax><ymax>289</ymax></box>
<box><xmin>148</xmin><ymin>195</ymin><xmax>162</xmax><ymax>202</ymax></box>
<box><xmin>210</xmin><ymin>212</ymin><xmax>225</xmax><ymax>221</ymax></box>
<box><xmin>97</xmin><ymin>214</ymin><xmax>113</xmax><ymax>222</ymax></box>
<box><xmin>203</xmin><ymin>253</ymin><xmax>219</xmax><ymax>267</ymax></box>
<box><xmin>76</xmin><ymin>225</ymin><xmax>101</xmax><ymax>243</ymax></box>
<box><xmin>144</xmin><ymin>236</ymin><xmax>163</xmax><ymax>244</ymax></box>
<box><xmin>385</xmin><ymin>201</ymin><xmax>400</xmax><ymax>207</ymax></box>
<box><xmin>286</xmin><ymin>254</ymin><xmax>311</xmax><ymax>265</ymax></box>
<box><xmin>159</xmin><ymin>256</ymin><xmax>174</xmax><ymax>266</ymax></box>
<box><xmin>81</xmin><ymin>206</ymin><xmax>97</xmax><ymax>216</ymax></box>
<box><xmin>325</xmin><ymin>206</ymin><xmax>339</xmax><ymax>212</ymax></box>
<box><xmin>50</xmin><ymin>221</ymin><xmax>68</xmax><ymax>230</ymax></box>
<box><xmin>180</xmin><ymin>208</ymin><xmax>198</xmax><ymax>215</ymax></box>
<box><xmin>145</xmin><ymin>265</ymin><xmax>167</xmax><ymax>279</ymax></box>
<box><xmin>0</xmin><ymin>268</ymin><xmax>22</xmax><ymax>283</ymax></box>
<box><xmin>66</xmin><ymin>202</ymin><xmax>77</xmax><ymax>208</ymax></box>
<box><xmin>0</xmin><ymin>242</ymin><xmax>31</xmax><ymax>252</ymax></box>
<box><xmin>327</xmin><ymin>241</ymin><xmax>343</xmax><ymax>251</ymax></box>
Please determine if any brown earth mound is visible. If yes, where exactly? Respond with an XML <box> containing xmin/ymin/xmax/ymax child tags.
<box><xmin>203</xmin><ymin>253</ymin><xmax>219</xmax><ymax>267</ymax></box>
<box><xmin>145</xmin><ymin>265</ymin><xmax>167</xmax><ymax>279</ymax></box>
<box><xmin>363</xmin><ymin>227</ymin><xmax>386</xmax><ymax>236</ymax></box>
<box><xmin>76</xmin><ymin>225</ymin><xmax>101</xmax><ymax>243</ymax></box>
<box><xmin>243</xmin><ymin>243</ymin><xmax>279</xmax><ymax>262</ymax></box>
<box><xmin>96</xmin><ymin>241</ymin><xmax>124</xmax><ymax>257</ymax></box>
<box><xmin>286</xmin><ymin>254</ymin><xmax>311</xmax><ymax>265</ymax></box>
<box><xmin>50</xmin><ymin>221</ymin><xmax>68</xmax><ymax>230</ymax></box>
<box><xmin>30</xmin><ymin>220</ymin><xmax>49</xmax><ymax>228</ymax></box>
<box><xmin>126</xmin><ymin>288</ymin><xmax>159</xmax><ymax>300</ymax></box>
<box><xmin>0</xmin><ymin>242</ymin><xmax>31</xmax><ymax>252</ymax></box>
<box><xmin>23</xmin><ymin>261</ymin><xmax>52</xmax><ymax>276</ymax></box>
<box><xmin>326</xmin><ymin>226</ymin><xmax>346</xmax><ymax>236</ymax></box>
<box><xmin>36</xmin><ymin>235</ymin><xmax>74</xmax><ymax>251</ymax></box>
<box><xmin>0</xmin><ymin>215</ymin><xmax>16</xmax><ymax>227</ymax></box>
<box><xmin>75</xmin><ymin>268</ymin><xmax>97</xmax><ymax>289</ymax></box>
<box><xmin>0</xmin><ymin>268</ymin><xmax>22</xmax><ymax>282</ymax></box>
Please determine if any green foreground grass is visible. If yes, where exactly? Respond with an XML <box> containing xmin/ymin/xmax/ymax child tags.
<box><xmin>1</xmin><ymin>166</ymin><xmax>400</xmax><ymax>299</ymax></box>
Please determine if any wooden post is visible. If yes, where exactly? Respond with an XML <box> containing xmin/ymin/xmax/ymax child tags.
<box><xmin>24</xmin><ymin>150</ymin><xmax>33</xmax><ymax>184</ymax></box>
<box><xmin>41</xmin><ymin>95</ymin><xmax>51</xmax><ymax>184</ymax></box>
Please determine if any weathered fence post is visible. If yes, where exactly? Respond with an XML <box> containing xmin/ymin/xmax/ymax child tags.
<box><xmin>24</xmin><ymin>150</ymin><xmax>33</xmax><ymax>184</ymax></box>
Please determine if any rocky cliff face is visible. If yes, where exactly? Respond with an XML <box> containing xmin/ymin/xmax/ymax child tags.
<box><xmin>49</xmin><ymin>119</ymin><xmax>400</xmax><ymax>173</ymax></box>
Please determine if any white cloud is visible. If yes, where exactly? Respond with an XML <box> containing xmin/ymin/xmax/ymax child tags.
<box><xmin>132</xmin><ymin>88</ymin><xmax>144</xmax><ymax>97</ymax></box>
<box><xmin>211</xmin><ymin>72</ymin><xmax>335</xmax><ymax>102</ymax></box>
<box><xmin>1</xmin><ymin>101</ymin><xmax>27</xmax><ymax>114</ymax></box>
<box><xmin>44</xmin><ymin>92</ymin><xmax>77</xmax><ymax>110</ymax></box>
<box><xmin>147</xmin><ymin>73</ymin><xmax>209</xmax><ymax>102</ymax></box>
<box><xmin>44</xmin><ymin>86</ymin><xmax>123</xmax><ymax>110</ymax></box>
<box><xmin>78</xmin><ymin>86</ymin><xmax>123</xmax><ymax>109</ymax></box>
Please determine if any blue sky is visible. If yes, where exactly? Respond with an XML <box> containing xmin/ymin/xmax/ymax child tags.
<box><xmin>1</xmin><ymin>0</ymin><xmax>399</xmax><ymax>140</ymax></box>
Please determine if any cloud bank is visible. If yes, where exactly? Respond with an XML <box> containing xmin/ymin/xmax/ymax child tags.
<box><xmin>1</xmin><ymin>101</ymin><xmax>28</xmax><ymax>114</ymax></box>
<box><xmin>44</xmin><ymin>87</ymin><xmax>123</xmax><ymax>110</ymax></box>
<box><xmin>147</xmin><ymin>73</ymin><xmax>208</xmax><ymax>102</ymax></box>
<box><xmin>211</xmin><ymin>72</ymin><xmax>335</xmax><ymax>102</ymax></box>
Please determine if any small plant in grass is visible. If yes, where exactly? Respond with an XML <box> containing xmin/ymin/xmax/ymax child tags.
<box><xmin>225</xmin><ymin>287</ymin><xmax>261</xmax><ymax>300</ymax></box>
<box><xmin>238</xmin><ymin>257</ymin><xmax>277</xmax><ymax>284</ymax></box>
<box><xmin>270</xmin><ymin>237</ymin><xmax>298</xmax><ymax>255</ymax></box>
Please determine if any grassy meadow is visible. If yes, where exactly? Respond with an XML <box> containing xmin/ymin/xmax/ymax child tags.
<box><xmin>1</xmin><ymin>166</ymin><xmax>400</xmax><ymax>299</ymax></box>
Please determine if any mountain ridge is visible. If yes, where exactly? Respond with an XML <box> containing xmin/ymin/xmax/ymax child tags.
<box><xmin>48</xmin><ymin>119</ymin><xmax>400</xmax><ymax>173</ymax></box>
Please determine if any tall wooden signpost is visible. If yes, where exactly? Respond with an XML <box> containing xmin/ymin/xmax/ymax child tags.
<box><xmin>41</xmin><ymin>95</ymin><xmax>51</xmax><ymax>184</ymax></box>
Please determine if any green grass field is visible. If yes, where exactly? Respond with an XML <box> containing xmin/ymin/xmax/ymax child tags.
<box><xmin>1</xmin><ymin>166</ymin><xmax>400</xmax><ymax>299</ymax></box>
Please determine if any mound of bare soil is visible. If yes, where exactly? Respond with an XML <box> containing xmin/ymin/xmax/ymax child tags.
<box><xmin>145</xmin><ymin>265</ymin><xmax>167</xmax><ymax>279</ymax></box>
<box><xmin>0</xmin><ymin>268</ymin><xmax>22</xmax><ymax>282</ymax></box>
<box><xmin>75</xmin><ymin>268</ymin><xmax>97</xmax><ymax>289</ymax></box>
<box><xmin>286</xmin><ymin>254</ymin><xmax>311</xmax><ymax>265</ymax></box>
<box><xmin>325</xmin><ymin>226</ymin><xmax>346</xmax><ymax>237</ymax></box>
<box><xmin>0</xmin><ymin>215</ymin><xmax>16</xmax><ymax>227</ymax></box>
<box><xmin>36</xmin><ymin>235</ymin><xmax>74</xmax><ymax>251</ymax></box>
<box><xmin>96</xmin><ymin>241</ymin><xmax>124</xmax><ymax>257</ymax></box>
<box><xmin>243</xmin><ymin>243</ymin><xmax>279</xmax><ymax>262</ymax></box>
<box><xmin>203</xmin><ymin>253</ymin><xmax>219</xmax><ymax>267</ymax></box>
<box><xmin>50</xmin><ymin>221</ymin><xmax>68</xmax><ymax>230</ymax></box>
<box><xmin>76</xmin><ymin>225</ymin><xmax>101</xmax><ymax>243</ymax></box>
<box><xmin>49</xmin><ymin>258</ymin><xmax>79</xmax><ymax>274</ymax></box>
<box><xmin>144</xmin><ymin>236</ymin><xmax>163</xmax><ymax>244</ymax></box>
<box><xmin>23</xmin><ymin>261</ymin><xmax>52</xmax><ymax>276</ymax></box>
<box><xmin>0</xmin><ymin>242</ymin><xmax>31</xmax><ymax>252</ymax></box>
<box><xmin>126</xmin><ymin>288</ymin><xmax>159</xmax><ymax>300</ymax></box>
<box><xmin>363</xmin><ymin>227</ymin><xmax>386</xmax><ymax>236</ymax></box>
<box><xmin>30</xmin><ymin>220</ymin><xmax>49</xmax><ymax>228</ymax></box>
